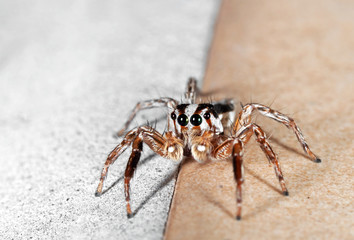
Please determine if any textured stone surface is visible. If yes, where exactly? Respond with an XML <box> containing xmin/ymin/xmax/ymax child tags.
<box><xmin>165</xmin><ymin>0</ymin><xmax>354</xmax><ymax>239</ymax></box>
<box><xmin>0</xmin><ymin>1</ymin><xmax>219</xmax><ymax>239</ymax></box>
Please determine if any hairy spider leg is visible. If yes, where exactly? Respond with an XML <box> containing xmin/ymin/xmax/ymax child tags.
<box><xmin>96</xmin><ymin>128</ymin><xmax>139</xmax><ymax>196</ymax></box>
<box><xmin>237</xmin><ymin>123</ymin><xmax>289</xmax><ymax>195</ymax></box>
<box><xmin>116</xmin><ymin>97</ymin><xmax>178</xmax><ymax>137</ymax></box>
<box><xmin>233</xmin><ymin>103</ymin><xmax>321</xmax><ymax>163</ymax></box>
<box><xmin>185</xmin><ymin>77</ymin><xmax>198</xmax><ymax>104</ymax></box>
<box><xmin>212</xmin><ymin>122</ymin><xmax>290</xmax><ymax>220</ymax></box>
<box><xmin>213</xmin><ymin>138</ymin><xmax>245</xmax><ymax>220</ymax></box>
<box><xmin>212</xmin><ymin>137</ymin><xmax>246</xmax><ymax>220</ymax></box>
<box><xmin>232</xmin><ymin>140</ymin><xmax>244</xmax><ymax>220</ymax></box>
<box><xmin>123</xmin><ymin>130</ymin><xmax>183</xmax><ymax>217</ymax></box>
<box><xmin>124</xmin><ymin>134</ymin><xmax>143</xmax><ymax>217</ymax></box>
<box><xmin>96</xmin><ymin>126</ymin><xmax>184</xmax><ymax>211</ymax></box>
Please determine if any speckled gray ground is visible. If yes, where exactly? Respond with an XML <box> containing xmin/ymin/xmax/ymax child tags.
<box><xmin>0</xmin><ymin>1</ymin><xmax>219</xmax><ymax>239</ymax></box>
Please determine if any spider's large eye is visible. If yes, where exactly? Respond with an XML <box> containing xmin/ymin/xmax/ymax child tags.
<box><xmin>177</xmin><ymin>114</ymin><xmax>189</xmax><ymax>126</ymax></box>
<box><xmin>190</xmin><ymin>114</ymin><xmax>202</xmax><ymax>126</ymax></box>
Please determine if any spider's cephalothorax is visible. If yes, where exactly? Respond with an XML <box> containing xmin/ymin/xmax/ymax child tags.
<box><xmin>169</xmin><ymin>103</ymin><xmax>223</xmax><ymax>134</ymax></box>
<box><xmin>168</xmin><ymin>103</ymin><xmax>225</xmax><ymax>163</ymax></box>
<box><xmin>95</xmin><ymin>78</ymin><xmax>321</xmax><ymax>220</ymax></box>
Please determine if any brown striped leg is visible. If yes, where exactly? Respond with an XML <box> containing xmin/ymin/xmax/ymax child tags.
<box><xmin>122</xmin><ymin>130</ymin><xmax>183</xmax><ymax>217</ymax></box>
<box><xmin>232</xmin><ymin>103</ymin><xmax>321</xmax><ymax>163</ymax></box>
<box><xmin>212</xmin><ymin>138</ymin><xmax>245</xmax><ymax>220</ymax></box>
<box><xmin>253</xmin><ymin>124</ymin><xmax>289</xmax><ymax>195</ymax></box>
<box><xmin>184</xmin><ymin>77</ymin><xmax>198</xmax><ymax>104</ymax></box>
<box><xmin>232</xmin><ymin>140</ymin><xmax>244</xmax><ymax>220</ymax></box>
<box><xmin>237</xmin><ymin>124</ymin><xmax>289</xmax><ymax>195</ymax></box>
<box><xmin>95</xmin><ymin>128</ymin><xmax>139</xmax><ymax>196</ymax></box>
<box><xmin>116</xmin><ymin>97</ymin><xmax>178</xmax><ymax>137</ymax></box>
<box><xmin>96</xmin><ymin>126</ymin><xmax>183</xmax><ymax>201</ymax></box>
<box><xmin>124</xmin><ymin>134</ymin><xmax>143</xmax><ymax>217</ymax></box>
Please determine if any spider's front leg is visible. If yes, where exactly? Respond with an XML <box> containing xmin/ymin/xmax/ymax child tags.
<box><xmin>232</xmin><ymin>140</ymin><xmax>244</xmax><ymax>220</ymax></box>
<box><xmin>96</xmin><ymin>128</ymin><xmax>140</xmax><ymax>196</ymax></box>
<box><xmin>213</xmin><ymin>138</ymin><xmax>245</xmax><ymax>220</ymax></box>
<box><xmin>96</xmin><ymin>126</ymin><xmax>183</xmax><ymax>217</ymax></box>
<box><xmin>124</xmin><ymin>129</ymin><xmax>183</xmax><ymax>217</ymax></box>
<box><xmin>212</xmin><ymin>123</ymin><xmax>289</xmax><ymax>220</ymax></box>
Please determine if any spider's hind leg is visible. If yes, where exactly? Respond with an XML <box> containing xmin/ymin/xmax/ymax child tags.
<box><xmin>185</xmin><ymin>77</ymin><xmax>198</xmax><ymax>104</ymax></box>
<box><xmin>116</xmin><ymin>97</ymin><xmax>178</xmax><ymax>137</ymax></box>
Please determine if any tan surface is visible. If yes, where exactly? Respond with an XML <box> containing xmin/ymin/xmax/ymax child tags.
<box><xmin>165</xmin><ymin>0</ymin><xmax>354</xmax><ymax>239</ymax></box>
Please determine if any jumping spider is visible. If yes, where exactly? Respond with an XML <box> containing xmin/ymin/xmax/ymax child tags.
<box><xmin>95</xmin><ymin>78</ymin><xmax>321</xmax><ymax>220</ymax></box>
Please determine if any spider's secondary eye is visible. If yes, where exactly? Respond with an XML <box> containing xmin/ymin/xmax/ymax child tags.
<box><xmin>171</xmin><ymin>112</ymin><xmax>176</xmax><ymax>120</ymax></box>
<box><xmin>203</xmin><ymin>112</ymin><xmax>210</xmax><ymax>120</ymax></box>
<box><xmin>177</xmin><ymin>114</ymin><xmax>189</xmax><ymax>126</ymax></box>
<box><xmin>190</xmin><ymin>114</ymin><xmax>202</xmax><ymax>126</ymax></box>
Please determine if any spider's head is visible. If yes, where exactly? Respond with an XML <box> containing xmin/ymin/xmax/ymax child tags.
<box><xmin>169</xmin><ymin>103</ymin><xmax>223</xmax><ymax>134</ymax></box>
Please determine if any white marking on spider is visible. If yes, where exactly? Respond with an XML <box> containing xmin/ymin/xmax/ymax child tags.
<box><xmin>197</xmin><ymin>145</ymin><xmax>206</xmax><ymax>152</ymax></box>
<box><xmin>168</xmin><ymin>146</ymin><xmax>175</xmax><ymax>153</ymax></box>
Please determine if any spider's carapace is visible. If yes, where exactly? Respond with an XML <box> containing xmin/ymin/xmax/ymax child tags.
<box><xmin>95</xmin><ymin>78</ymin><xmax>321</xmax><ymax>220</ymax></box>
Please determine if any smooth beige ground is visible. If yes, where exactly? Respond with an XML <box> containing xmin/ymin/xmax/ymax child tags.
<box><xmin>165</xmin><ymin>0</ymin><xmax>354</xmax><ymax>239</ymax></box>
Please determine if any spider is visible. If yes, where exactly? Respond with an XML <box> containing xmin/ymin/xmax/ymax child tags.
<box><xmin>95</xmin><ymin>78</ymin><xmax>321</xmax><ymax>220</ymax></box>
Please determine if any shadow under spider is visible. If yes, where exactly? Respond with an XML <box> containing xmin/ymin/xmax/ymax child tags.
<box><xmin>130</xmin><ymin>168</ymin><xmax>177</xmax><ymax>218</ymax></box>
<box><xmin>99</xmin><ymin>152</ymin><xmax>177</xmax><ymax>217</ymax></box>
<box><xmin>269</xmin><ymin>136</ymin><xmax>314</xmax><ymax>162</ymax></box>
<box><xmin>100</xmin><ymin>153</ymin><xmax>156</xmax><ymax>195</ymax></box>
<box><xmin>244</xmin><ymin>166</ymin><xmax>283</xmax><ymax>195</ymax></box>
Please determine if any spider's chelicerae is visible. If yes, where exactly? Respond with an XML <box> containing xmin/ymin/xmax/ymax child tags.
<box><xmin>95</xmin><ymin>78</ymin><xmax>321</xmax><ymax>220</ymax></box>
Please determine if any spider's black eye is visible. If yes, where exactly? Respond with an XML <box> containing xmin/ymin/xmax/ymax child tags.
<box><xmin>171</xmin><ymin>112</ymin><xmax>176</xmax><ymax>120</ymax></box>
<box><xmin>203</xmin><ymin>112</ymin><xmax>210</xmax><ymax>120</ymax></box>
<box><xmin>190</xmin><ymin>114</ymin><xmax>202</xmax><ymax>126</ymax></box>
<box><xmin>177</xmin><ymin>114</ymin><xmax>189</xmax><ymax>126</ymax></box>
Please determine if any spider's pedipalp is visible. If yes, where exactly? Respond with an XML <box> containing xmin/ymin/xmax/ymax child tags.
<box><xmin>190</xmin><ymin>130</ymin><xmax>214</xmax><ymax>163</ymax></box>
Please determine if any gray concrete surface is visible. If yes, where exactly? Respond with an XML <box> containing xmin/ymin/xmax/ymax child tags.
<box><xmin>0</xmin><ymin>1</ymin><xmax>219</xmax><ymax>239</ymax></box>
